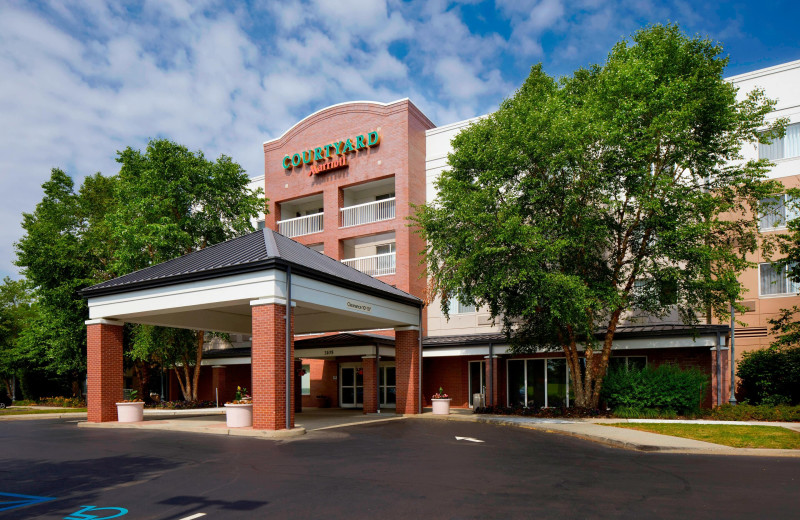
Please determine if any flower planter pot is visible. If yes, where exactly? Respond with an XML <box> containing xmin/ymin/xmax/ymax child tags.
<box><xmin>432</xmin><ymin>398</ymin><xmax>452</xmax><ymax>415</ymax></box>
<box><xmin>225</xmin><ymin>403</ymin><xmax>253</xmax><ymax>428</ymax></box>
<box><xmin>116</xmin><ymin>401</ymin><xmax>144</xmax><ymax>423</ymax></box>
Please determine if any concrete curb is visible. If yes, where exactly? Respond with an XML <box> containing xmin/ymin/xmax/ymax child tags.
<box><xmin>77</xmin><ymin>420</ymin><xmax>306</xmax><ymax>439</ymax></box>
<box><xmin>0</xmin><ymin>412</ymin><xmax>88</xmax><ymax>421</ymax></box>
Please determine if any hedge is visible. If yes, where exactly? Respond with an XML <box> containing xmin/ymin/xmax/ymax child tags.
<box><xmin>601</xmin><ymin>364</ymin><xmax>708</xmax><ymax>414</ymax></box>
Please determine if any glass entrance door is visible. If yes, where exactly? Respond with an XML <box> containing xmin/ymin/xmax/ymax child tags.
<box><xmin>379</xmin><ymin>364</ymin><xmax>396</xmax><ymax>408</ymax></box>
<box><xmin>469</xmin><ymin>361</ymin><xmax>486</xmax><ymax>407</ymax></box>
<box><xmin>339</xmin><ymin>365</ymin><xmax>363</xmax><ymax>408</ymax></box>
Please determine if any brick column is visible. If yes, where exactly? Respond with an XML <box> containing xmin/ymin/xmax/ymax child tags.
<box><xmin>85</xmin><ymin>319</ymin><xmax>124</xmax><ymax>423</ymax></box>
<box><xmin>362</xmin><ymin>355</ymin><xmax>378</xmax><ymax>414</ymax></box>
<box><xmin>211</xmin><ymin>366</ymin><xmax>227</xmax><ymax>405</ymax></box>
<box><xmin>484</xmin><ymin>356</ymin><xmax>499</xmax><ymax>407</ymax></box>
<box><xmin>395</xmin><ymin>327</ymin><xmax>420</xmax><ymax>414</ymax></box>
<box><xmin>251</xmin><ymin>299</ymin><xmax>294</xmax><ymax>430</ymax></box>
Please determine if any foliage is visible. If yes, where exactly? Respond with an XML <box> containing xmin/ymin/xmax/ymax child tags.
<box><xmin>736</xmin><ymin>342</ymin><xmax>800</xmax><ymax>406</ymax></box>
<box><xmin>601</xmin><ymin>364</ymin><xmax>708</xmax><ymax>414</ymax></box>
<box><xmin>0</xmin><ymin>277</ymin><xmax>35</xmax><ymax>399</ymax></box>
<box><xmin>413</xmin><ymin>23</ymin><xmax>782</xmax><ymax>408</ymax></box>
<box><xmin>432</xmin><ymin>386</ymin><xmax>449</xmax><ymax>399</ymax></box>
<box><xmin>146</xmin><ymin>400</ymin><xmax>217</xmax><ymax>410</ymax></box>
<box><xmin>12</xmin><ymin>396</ymin><xmax>87</xmax><ymax>407</ymax></box>
<box><xmin>709</xmin><ymin>403</ymin><xmax>800</xmax><ymax>422</ymax></box>
<box><xmin>473</xmin><ymin>405</ymin><xmax>611</xmax><ymax>418</ymax></box>
<box><xmin>14</xmin><ymin>170</ymin><xmax>118</xmax><ymax>393</ymax></box>
<box><xmin>109</xmin><ymin>139</ymin><xmax>264</xmax><ymax>401</ymax></box>
<box><xmin>612</xmin><ymin>406</ymin><xmax>678</xmax><ymax>419</ymax></box>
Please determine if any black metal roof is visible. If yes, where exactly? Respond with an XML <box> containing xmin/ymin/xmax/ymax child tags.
<box><xmin>81</xmin><ymin>228</ymin><xmax>422</xmax><ymax>306</ymax></box>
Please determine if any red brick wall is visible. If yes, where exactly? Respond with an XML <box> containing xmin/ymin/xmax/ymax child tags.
<box><xmin>252</xmin><ymin>303</ymin><xmax>294</xmax><ymax>430</ymax></box>
<box><xmin>362</xmin><ymin>356</ymin><xmax>378</xmax><ymax>413</ymax></box>
<box><xmin>86</xmin><ymin>322</ymin><xmax>124</xmax><ymax>422</ymax></box>
<box><xmin>262</xmin><ymin>101</ymin><xmax>434</xmax><ymax>335</ymax></box>
<box><xmin>395</xmin><ymin>329</ymin><xmax>420</xmax><ymax>414</ymax></box>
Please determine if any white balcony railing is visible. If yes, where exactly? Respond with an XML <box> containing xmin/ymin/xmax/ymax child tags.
<box><xmin>277</xmin><ymin>213</ymin><xmax>323</xmax><ymax>238</ymax></box>
<box><xmin>340</xmin><ymin>198</ymin><xmax>395</xmax><ymax>228</ymax></box>
<box><xmin>341</xmin><ymin>252</ymin><xmax>396</xmax><ymax>277</ymax></box>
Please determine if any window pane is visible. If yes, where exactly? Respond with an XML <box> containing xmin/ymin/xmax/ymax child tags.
<box><xmin>469</xmin><ymin>362</ymin><xmax>484</xmax><ymax>396</ymax></box>
<box><xmin>507</xmin><ymin>360</ymin><xmax>525</xmax><ymax>406</ymax></box>
<box><xmin>609</xmin><ymin>357</ymin><xmax>626</xmax><ymax>372</ymax></box>
<box><xmin>786</xmin><ymin>123</ymin><xmax>800</xmax><ymax>159</ymax></box>
<box><xmin>759</xmin><ymin>196</ymin><xmax>785</xmax><ymax>229</ymax></box>
<box><xmin>341</xmin><ymin>367</ymin><xmax>354</xmax><ymax>386</ymax></box>
<box><xmin>761</xmin><ymin>263</ymin><xmax>784</xmax><ymax>295</ymax></box>
<box><xmin>759</xmin><ymin>134</ymin><xmax>784</xmax><ymax>160</ymax></box>
<box><xmin>342</xmin><ymin>387</ymin><xmax>354</xmax><ymax>404</ymax></box>
<box><xmin>385</xmin><ymin>367</ymin><xmax>396</xmax><ymax>386</ymax></box>
<box><xmin>386</xmin><ymin>387</ymin><xmax>396</xmax><ymax>404</ymax></box>
<box><xmin>527</xmin><ymin>359</ymin><xmax>546</xmax><ymax>408</ymax></box>
<box><xmin>301</xmin><ymin>364</ymin><xmax>311</xmax><ymax>395</ymax></box>
<box><xmin>628</xmin><ymin>357</ymin><xmax>647</xmax><ymax>370</ymax></box>
<box><xmin>547</xmin><ymin>359</ymin><xmax>567</xmax><ymax>408</ymax></box>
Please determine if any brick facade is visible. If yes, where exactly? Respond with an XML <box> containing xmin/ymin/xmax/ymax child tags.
<box><xmin>251</xmin><ymin>302</ymin><xmax>294</xmax><ymax>430</ymax></box>
<box><xmin>362</xmin><ymin>356</ymin><xmax>378</xmax><ymax>413</ymax></box>
<box><xmin>86</xmin><ymin>321</ymin><xmax>124</xmax><ymax>422</ymax></box>
<box><xmin>395</xmin><ymin>328</ymin><xmax>420</xmax><ymax>414</ymax></box>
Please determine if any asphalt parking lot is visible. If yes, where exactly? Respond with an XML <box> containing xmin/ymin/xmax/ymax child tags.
<box><xmin>1</xmin><ymin>418</ymin><xmax>798</xmax><ymax>519</ymax></box>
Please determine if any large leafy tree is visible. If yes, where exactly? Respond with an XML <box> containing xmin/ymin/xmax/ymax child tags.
<box><xmin>0</xmin><ymin>277</ymin><xmax>35</xmax><ymax>398</ymax></box>
<box><xmin>414</xmin><ymin>24</ymin><xmax>783</xmax><ymax>408</ymax></box>
<box><xmin>109</xmin><ymin>138</ymin><xmax>264</xmax><ymax>401</ymax></box>
<box><xmin>14</xmin><ymin>170</ymin><xmax>118</xmax><ymax>395</ymax></box>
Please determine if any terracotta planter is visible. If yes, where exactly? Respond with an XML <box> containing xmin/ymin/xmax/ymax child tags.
<box><xmin>225</xmin><ymin>403</ymin><xmax>253</xmax><ymax>427</ymax></box>
<box><xmin>432</xmin><ymin>398</ymin><xmax>451</xmax><ymax>415</ymax></box>
<box><xmin>116</xmin><ymin>401</ymin><xmax>144</xmax><ymax>423</ymax></box>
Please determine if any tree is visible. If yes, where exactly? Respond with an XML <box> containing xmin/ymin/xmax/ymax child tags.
<box><xmin>0</xmin><ymin>277</ymin><xmax>35</xmax><ymax>399</ymax></box>
<box><xmin>414</xmin><ymin>24</ymin><xmax>783</xmax><ymax>408</ymax></box>
<box><xmin>14</xmin><ymin>170</ymin><xmax>118</xmax><ymax>395</ymax></box>
<box><xmin>109</xmin><ymin>139</ymin><xmax>264</xmax><ymax>401</ymax></box>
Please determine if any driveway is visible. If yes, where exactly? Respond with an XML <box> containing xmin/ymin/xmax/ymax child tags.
<box><xmin>0</xmin><ymin>418</ymin><xmax>798</xmax><ymax>519</ymax></box>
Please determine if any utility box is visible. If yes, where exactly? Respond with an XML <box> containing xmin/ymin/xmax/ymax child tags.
<box><xmin>472</xmin><ymin>393</ymin><xmax>485</xmax><ymax>410</ymax></box>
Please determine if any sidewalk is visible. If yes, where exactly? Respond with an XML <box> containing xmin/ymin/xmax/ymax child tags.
<box><xmin>0</xmin><ymin>406</ymin><xmax>224</xmax><ymax>421</ymax></box>
<box><xmin>412</xmin><ymin>410</ymin><xmax>800</xmax><ymax>457</ymax></box>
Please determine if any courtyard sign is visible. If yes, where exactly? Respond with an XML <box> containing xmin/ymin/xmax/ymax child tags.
<box><xmin>282</xmin><ymin>130</ymin><xmax>381</xmax><ymax>176</ymax></box>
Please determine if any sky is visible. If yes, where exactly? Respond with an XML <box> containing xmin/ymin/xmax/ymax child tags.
<box><xmin>1</xmin><ymin>0</ymin><xmax>798</xmax><ymax>280</ymax></box>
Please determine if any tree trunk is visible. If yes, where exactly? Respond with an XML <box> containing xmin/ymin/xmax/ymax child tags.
<box><xmin>191</xmin><ymin>330</ymin><xmax>204</xmax><ymax>401</ymax></box>
<box><xmin>2</xmin><ymin>377</ymin><xmax>12</xmax><ymax>399</ymax></box>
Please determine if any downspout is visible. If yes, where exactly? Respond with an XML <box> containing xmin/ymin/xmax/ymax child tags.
<box><xmin>729</xmin><ymin>303</ymin><xmax>737</xmax><ymax>404</ymax></box>
<box><xmin>715</xmin><ymin>330</ymin><xmax>721</xmax><ymax>407</ymax></box>
<box><xmin>419</xmin><ymin>306</ymin><xmax>423</xmax><ymax>414</ymax></box>
<box><xmin>285</xmin><ymin>265</ymin><xmax>292</xmax><ymax>430</ymax></box>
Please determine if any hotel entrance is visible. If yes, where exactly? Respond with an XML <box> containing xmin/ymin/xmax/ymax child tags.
<box><xmin>339</xmin><ymin>363</ymin><xmax>364</xmax><ymax>408</ymax></box>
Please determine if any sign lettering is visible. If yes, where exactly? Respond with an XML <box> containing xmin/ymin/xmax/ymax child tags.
<box><xmin>282</xmin><ymin>130</ymin><xmax>381</xmax><ymax>176</ymax></box>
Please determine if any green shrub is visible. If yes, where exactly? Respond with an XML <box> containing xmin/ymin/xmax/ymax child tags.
<box><xmin>710</xmin><ymin>403</ymin><xmax>800</xmax><ymax>422</ymax></box>
<box><xmin>601</xmin><ymin>364</ymin><xmax>708</xmax><ymax>414</ymax></box>
<box><xmin>612</xmin><ymin>407</ymin><xmax>678</xmax><ymax>419</ymax></box>
<box><xmin>736</xmin><ymin>347</ymin><xmax>800</xmax><ymax>405</ymax></box>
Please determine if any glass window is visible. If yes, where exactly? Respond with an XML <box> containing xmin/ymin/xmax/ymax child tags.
<box><xmin>759</xmin><ymin>123</ymin><xmax>800</xmax><ymax>160</ymax></box>
<box><xmin>760</xmin><ymin>263</ymin><xmax>799</xmax><ymax>296</ymax></box>
<box><xmin>527</xmin><ymin>359</ymin><xmax>546</xmax><ymax>408</ymax></box>
<box><xmin>507</xmin><ymin>360</ymin><xmax>525</xmax><ymax>407</ymax></box>
<box><xmin>547</xmin><ymin>359</ymin><xmax>567</xmax><ymax>408</ymax></box>
<box><xmin>759</xmin><ymin>195</ymin><xmax>798</xmax><ymax>230</ymax></box>
<box><xmin>301</xmin><ymin>364</ymin><xmax>311</xmax><ymax>395</ymax></box>
<box><xmin>448</xmin><ymin>294</ymin><xmax>476</xmax><ymax>314</ymax></box>
<box><xmin>256</xmin><ymin>220</ymin><xmax>266</xmax><ymax>230</ymax></box>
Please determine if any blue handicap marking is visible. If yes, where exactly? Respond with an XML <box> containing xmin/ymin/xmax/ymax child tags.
<box><xmin>0</xmin><ymin>492</ymin><xmax>56</xmax><ymax>512</ymax></box>
<box><xmin>64</xmin><ymin>506</ymin><xmax>128</xmax><ymax>520</ymax></box>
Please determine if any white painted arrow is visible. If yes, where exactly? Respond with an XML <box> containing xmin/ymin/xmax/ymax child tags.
<box><xmin>455</xmin><ymin>436</ymin><xmax>484</xmax><ymax>443</ymax></box>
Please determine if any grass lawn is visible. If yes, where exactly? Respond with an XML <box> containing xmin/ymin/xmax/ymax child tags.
<box><xmin>607</xmin><ymin>423</ymin><xmax>800</xmax><ymax>449</ymax></box>
<box><xmin>0</xmin><ymin>408</ymin><xmax>87</xmax><ymax>416</ymax></box>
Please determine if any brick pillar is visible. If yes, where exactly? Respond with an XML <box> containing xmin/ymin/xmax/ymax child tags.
<box><xmin>395</xmin><ymin>327</ymin><xmax>420</xmax><ymax>415</ymax></box>
<box><xmin>362</xmin><ymin>355</ymin><xmax>378</xmax><ymax>414</ymax></box>
<box><xmin>251</xmin><ymin>300</ymin><xmax>294</xmax><ymax>430</ymax></box>
<box><xmin>211</xmin><ymin>366</ymin><xmax>227</xmax><ymax>405</ymax></box>
<box><xmin>85</xmin><ymin>319</ymin><xmax>124</xmax><ymax>423</ymax></box>
<box><xmin>711</xmin><ymin>346</ymin><xmax>730</xmax><ymax>407</ymax></box>
<box><xmin>485</xmin><ymin>356</ymin><xmax>499</xmax><ymax>407</ymax></box>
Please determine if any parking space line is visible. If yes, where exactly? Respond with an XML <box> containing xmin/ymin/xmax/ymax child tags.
<box><xmin>178</xmin><ymin>514</ymin><xmax>206</xmax><ymax>520</ymax></box>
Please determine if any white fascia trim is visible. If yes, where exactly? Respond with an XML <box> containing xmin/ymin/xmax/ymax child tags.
<box><xmin>85</xmin><ymin>319</ymin><xmax>125</xmax><ymax>326</ymax></box>
<box><xmin>200</xmin><ymin>357</ymin><xmax>251</xmax><ymax>366</ymax></box>
<box><xmin>251</xmin><ymin>298</ymin><xmax>297</xmax><ymax>307</ymax></box>
<box><xmin>263</xmin><ymin>98</ymin><xmax>410</xmax><ymax>144</ymax></box>
<box><xmin>425</xmin><ymin>114</ymin><xmax>488</xmax><ymax>137</ymax></box>
<box><xmin>726</xmin><ymin>59</ymin><xmax>800</xmax><ymax>83</ymax></box>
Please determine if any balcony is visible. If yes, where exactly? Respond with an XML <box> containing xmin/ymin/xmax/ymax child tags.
<box><xmin>340</xmin><ymin>197</ymin><xmax>396</xmax><ymax>228</ymax></box>
<box><xmin>341</xmin><ymin>252</ymin><xmax>396</xmax><ymax>277</ymax></box>
<box><xmin>277</xmin><ymin>213</ymin><xmax>323</xmax><ymax>238</ymax></box>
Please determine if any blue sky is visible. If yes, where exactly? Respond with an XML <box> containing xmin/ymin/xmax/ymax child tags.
<box><xmin>1</xmin><ymin>0</ymin><xmax>798</xmax><ymax>279</ymax></box>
